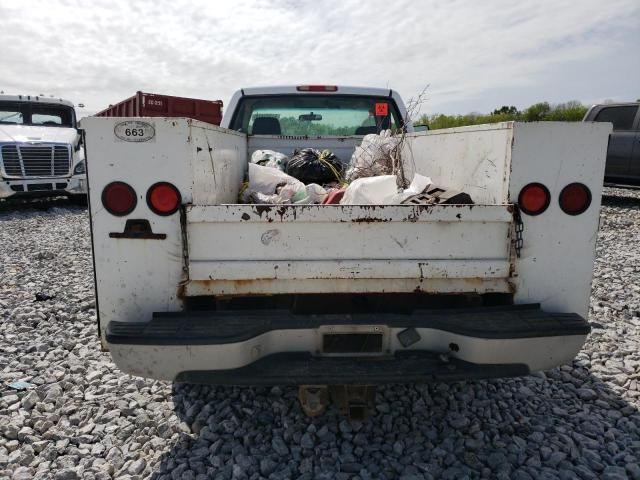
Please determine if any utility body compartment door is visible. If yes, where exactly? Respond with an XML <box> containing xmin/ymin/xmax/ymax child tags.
<box><xmin>184</xmin><ymin>204</ymin><xmax>514</xmax><ymax>296</ymax></box>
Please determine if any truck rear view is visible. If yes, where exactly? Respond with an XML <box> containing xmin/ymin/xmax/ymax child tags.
<box><xmin>81</xmin><ymin>86</ymin><xmax>611</xmax><ymax>410</ymax></box>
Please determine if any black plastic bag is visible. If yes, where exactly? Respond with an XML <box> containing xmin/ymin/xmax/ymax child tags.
<box><xmin>285</xmin><ymin>148</ymin><xmax>343</xmax><ymax>185</ymax></box>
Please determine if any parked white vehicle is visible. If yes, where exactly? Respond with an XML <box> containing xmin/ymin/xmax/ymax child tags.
<box><xmin>81</xmin><ymin>86</ymin><xmax>611</xmax><ymax>395</ymax></box>
<box><xmin>0</xmin><ymin>94</ymin><xmax>86</xmax><ymax>200</ymax></box>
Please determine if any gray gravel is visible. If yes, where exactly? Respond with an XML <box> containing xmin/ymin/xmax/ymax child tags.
<box><xmin>1</xmin><ymin>189</ymin><xmax>639</xmax><ymax>480</ymax></box>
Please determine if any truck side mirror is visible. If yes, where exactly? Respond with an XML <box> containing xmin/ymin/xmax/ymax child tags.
<box><xmin>75</xmin><ymin>128</ymin><xmax>84</xmax><ymax>151</ymax></box>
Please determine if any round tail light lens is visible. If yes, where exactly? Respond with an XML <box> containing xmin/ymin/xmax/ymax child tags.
<box><xmin>518</xmin><ymin>183</ymin><xmax>550</xmax><ymax>216</ymax></box>
<box><xmin>101</xmin><ymin>181</ymin><xmax>137</xmax><ymax>216</ymax></box>
<box><xmin>559</xmin><ymin>183</ymin><xmax>591</xmax><ymax>215</ymax></box>
<box><xmin>147</xmin><ymin>182</ymin><xmax>181</xmax><ymax>216</ymax></box>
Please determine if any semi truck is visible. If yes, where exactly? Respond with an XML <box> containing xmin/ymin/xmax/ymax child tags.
<box><xmin>0</xmin><ymin>94</ymin><xmax>86</xmax><ymax>200</ymax></box>
<box><xmin>81</xmin><ymin>85</ymin><xmax>611</xmax><ymax>416</ymax></box>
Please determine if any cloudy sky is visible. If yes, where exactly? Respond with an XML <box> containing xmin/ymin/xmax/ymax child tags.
<box><xmin>1</xmin><ymin>0</ymin><xmax>638</xmax><ymax>118</ymax></box>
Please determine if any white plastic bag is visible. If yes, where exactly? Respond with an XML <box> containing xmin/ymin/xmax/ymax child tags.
<box><xmin>242</xmin><ymin>163</ymin><xmax>306</xmax><ymax>204</ymax></box>
<box><xmin>248</xmin><ymin>163</ymin><xmax>302</xmax><ymax>193</ymax></box>
<box><xmin>388</xmin><ymin>173</ymin><xmax>432</xmax><ymax>204</ymax></box>
<box><xmin>346</xmin><ymin>130</ymin><xmax>400</xmax><ymax>181</ymax></box>
<box><xmin>250</xmin><ymin>149</ymin><xmax>288</xmax><ymax>170</ymax></box>
<box><xmin>340</xmin><ymin>175</ymin><xmax>399</xmax><ymax>205</ymax></box>
<box><xmin>302</xmin><ymin>184</ymin><xmax>328</xmax><ymax>204</ymax></box>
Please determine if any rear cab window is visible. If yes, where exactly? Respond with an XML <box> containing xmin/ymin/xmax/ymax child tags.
<box><xmin>229</xmin><ymin>95</ymin><xmax>404</xmax><ymax>136</ymax></box>
<box><xmin>593</xmin><ymin>105</ymin><xmax>638</xmax><ymax>131</ymax></box>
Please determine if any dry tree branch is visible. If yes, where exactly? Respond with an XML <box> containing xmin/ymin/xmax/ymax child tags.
<box><xmin>346</xmin><ymin>85</ymin><xmax>430</xmax><ymax>188</ymax></box>
<box><xmin>392</xmin><ymin>84</ymin><xmax>430</xmax><ymax>188</ymax></box>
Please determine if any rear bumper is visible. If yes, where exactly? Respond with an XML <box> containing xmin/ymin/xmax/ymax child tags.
<box><xmin>106</xmin><ymin>304</ymin><xmax>590</xmax><ymax>384</ymax></box>
<box><xmin>175</xmin><ymin>352</ymin><xmax>529</xmax><ymax>385</ymax></box>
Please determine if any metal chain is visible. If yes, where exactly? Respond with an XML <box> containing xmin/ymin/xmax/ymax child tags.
<box><xmin>513</xmin><ymin>206</ymin><xmax>524</xmax><ymax>258</ymax></box>
<box><xmin>178</xmin><ymin>207</ymin><xmax>190</xmax><ymax>285</ymax></box>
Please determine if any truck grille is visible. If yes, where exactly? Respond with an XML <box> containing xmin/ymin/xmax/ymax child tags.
<box><xmin>1</xmin><ymin>144</ymin><xmax>71</xmax><ymax>178</ymax></box>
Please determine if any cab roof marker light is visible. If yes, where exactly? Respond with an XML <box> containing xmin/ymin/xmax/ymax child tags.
<box><xmin>296</xmin><ymin>85</ymin><xmax>338</xmax><ymax>92</ymax></box>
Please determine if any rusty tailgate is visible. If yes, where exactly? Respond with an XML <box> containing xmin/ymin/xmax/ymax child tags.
<box><xmin>183</xmin><ymin>204</ymin><xmax>515</xmax><ymax>296</ymax></box>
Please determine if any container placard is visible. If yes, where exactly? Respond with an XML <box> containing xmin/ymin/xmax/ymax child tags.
<box><xmin>114</xmin><ymin>121</ymin><xmax>155</xmax><ymax>142</ymax></box>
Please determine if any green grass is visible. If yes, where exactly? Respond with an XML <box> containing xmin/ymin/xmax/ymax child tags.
<box><xmin>417</xmin><ymin>101</ymin><xmax>589</xmax><ymax>130</ymax></box>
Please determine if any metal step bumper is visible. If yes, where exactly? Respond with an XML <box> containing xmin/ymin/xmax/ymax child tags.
<box><xmin>105</xmin><ymin>304</ymin><xmax>590</xmax><ymax>384</ymax></box>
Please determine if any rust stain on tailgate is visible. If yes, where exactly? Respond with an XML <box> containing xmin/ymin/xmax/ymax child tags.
<box><xmin>184</xmin><ymin>277</ymin><xmax>511</xmax><ymax>297</ymax></box>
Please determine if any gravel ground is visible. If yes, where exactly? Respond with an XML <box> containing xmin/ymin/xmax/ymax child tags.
<box><xmin>1</xmin><ymin>189</ymin><xmax>639</xmax><ymax>480</ymax></box>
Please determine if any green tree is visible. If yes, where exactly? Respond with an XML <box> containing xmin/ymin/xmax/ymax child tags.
<box><xmin>492</xmin><ymin>106</ymin><xmax>519</xmax><ymax>116</ymax></box>
<box><xmin>546</xmin><ymin>101</ymin><xmax>588</xmax><ymax>121</ymax></box>
<box><xmin>419</xmin><ymin>100</ymin><xmax>590</xmax><ymax>130</ymax></box>
<box><xmin>523</xmin><ymin>102</ymin><xmax>551</xmax><ymax>121</ymax></box>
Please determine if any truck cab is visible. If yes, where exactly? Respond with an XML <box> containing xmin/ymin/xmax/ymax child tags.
<box><xmin>583</xmin><ymin>102</ymin><xmax>640</xmax><ymax>185</ymax></box>
<box><xmin>221</xmin><ymin>85</ymin><xmax>412</xmax><ymax>135</ymax></box>
<box><xmin>81</xmin><ymin>85</ymin><xmax>611</xmax><ymax>404</ymax></box>
<box><xmin>0</xmin><ymin>94</ymin><xmax>87</xmax><ymax>200</ymax></box>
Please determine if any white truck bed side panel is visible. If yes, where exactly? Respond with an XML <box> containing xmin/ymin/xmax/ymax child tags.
<box><xmin>509</xmin><ymin>122</ymin><xmax>612</xmax><ymax>318</ymax></box>
<box><xmin>82</xmin><ymin>117</ymin><xmax>247</xmax><ymax>341</ymax></box>
<box><xmin>83</xmin><ymin>118</ymin><xmax>195</xmax><ymax>339</ymax></box>
<box><xmin>402</xmin><ymin>123</ymin><xmax>513</xmax><ymax>204</ymax></box>
<box><xmin>191</xmin><ymin>124</ymin><xmax>246</xmax><ymax>204</ymax></box>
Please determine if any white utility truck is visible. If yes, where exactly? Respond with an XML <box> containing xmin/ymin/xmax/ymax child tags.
<box><xmin>0</xmin><ymin>94</ymin><xmax>87</xmax><ymax>200</ymax></box>
<box><xmin>82</xmin><ymin>86</ymin><xmax>610</xmax><ymax>414</ymax></box>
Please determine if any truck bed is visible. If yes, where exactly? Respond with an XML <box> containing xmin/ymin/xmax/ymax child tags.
<box><xmin>80</xmin><ymin>117</ymin><xmax>610</xmax><ymax>351</ymax></box>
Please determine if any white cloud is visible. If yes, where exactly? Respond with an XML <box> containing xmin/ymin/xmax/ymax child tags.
<box><xmin>1</xmin><ymin>0</ymin><xmax>638</xmax><ymax>116</ymax></box>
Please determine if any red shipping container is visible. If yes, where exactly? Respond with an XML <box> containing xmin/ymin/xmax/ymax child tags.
<box><xmin>95</xmin><ymin>91</ymin><xmax>223</xmax><ymax>125</ymax></box>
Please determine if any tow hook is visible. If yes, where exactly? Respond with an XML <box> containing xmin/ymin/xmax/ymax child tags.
<box><xmin>298</xmin><ymin>385</ymin><xmax>330</xmax><ymax>417</ymax></box>
<box><xmin>298</xmin><ymin>384</ymin><xmax>377</xmax><ymax>421</ymax></box>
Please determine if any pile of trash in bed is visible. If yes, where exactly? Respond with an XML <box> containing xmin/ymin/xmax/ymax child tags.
<box><xmin>239</xmin><ymin>131</ymin><xmax>473</xmax><ymax>206</ymax></box>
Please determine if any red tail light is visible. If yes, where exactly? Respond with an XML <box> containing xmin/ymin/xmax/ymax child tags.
<box><xmin>296</xmin><ymin>85</ymin><xmax>338</xmax><ymax>92</ymax></box>
<box><xmin>147</xmin><ymin>182</ymin><xmax>181</xmax><ymax>216</ymax></box>
<box><xmin>102</xmin><ymin>181</ymin><xmax>137</xmax><ymax>216</ymax></box>
<box><xmin>518</xmin><ymin>183</ymin><xmax>550</xmax><ymax>216</ymax></box>
<box><xmin>559</xmin><ymin>183</ymin><xmax>591</xmax><ymax>215</ymax></box>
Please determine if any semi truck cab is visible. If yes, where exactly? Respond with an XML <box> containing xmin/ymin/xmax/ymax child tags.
<box><xmin>0</xmin><ymin>94</ymin><xmax>87</xmax><ymax>200</ymax></box>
